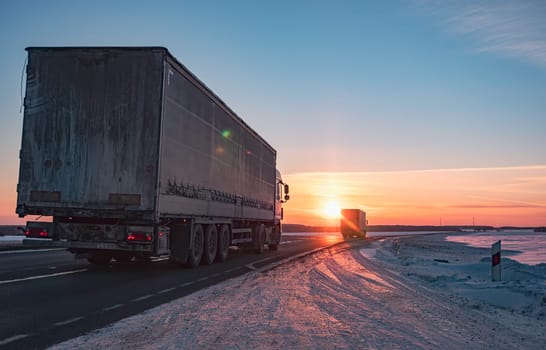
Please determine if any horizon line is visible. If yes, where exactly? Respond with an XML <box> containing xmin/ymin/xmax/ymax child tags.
<box><xmin>282</xmin><ymin>222</ymin><xmax>545</xmax><ymax>228</ymax></box>
<box><xmin>285</xmin><ymin>164</ymin><xmax>546</xmax><ymax>177</ymax></box>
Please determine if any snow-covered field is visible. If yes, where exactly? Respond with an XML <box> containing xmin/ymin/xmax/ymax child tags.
<box><xmin>445</xmin><ymin>230</ymin><xmax>546</xmax><ymax>265</ymax></box>
<box><xmin>50</xmin><ymin>233</ymin><xmax>546</xmax><ymax>349</ymax></box>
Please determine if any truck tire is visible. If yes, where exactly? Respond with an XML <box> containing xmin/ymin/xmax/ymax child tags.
<box><xmin>216</xmin><ymin>224</ymin><xmax>230</xmax><ymax>262</ymax></box>
<box><xmin>252</xmin><ymin>224</ymin><xmax>265</xmax><ymax>254</ymax></box>
<box><xmin>88</xmin><ymin>254</ymin><xmax>111</xmax><ymax>265</ymax></box>
<box><xmin>202</xmin><ymin>224</ymin><xmax>218</xmax><ymax>265</ymax></box>
<box><xmin>186</xmin><ymin>224</ymin><xmax>204</xmax><ymax>268</ymax></box>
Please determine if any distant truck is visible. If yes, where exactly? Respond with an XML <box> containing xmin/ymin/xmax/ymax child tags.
<box><xmin>340</xmin><ymin>209</ymin><xmax>367</xmax><ymax>239</ymax></box>
<box><xmin>16</xmin><ymin>47</ymin><xmax>289</xmax><ymax>267</ymax></box>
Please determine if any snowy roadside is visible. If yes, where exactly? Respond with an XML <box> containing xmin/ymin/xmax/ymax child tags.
<box><xmin>51</xmin><ymin>234</ymin><xmax>546</xmax><ymax>349</ymax></box>
<box><xmin>0</xmin><ymin>235</ymin><xmax>24</xmax><ymax>248</ymax></box>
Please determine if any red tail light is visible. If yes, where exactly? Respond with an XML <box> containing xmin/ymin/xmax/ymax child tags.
<box><xmin>127</xmin><ymin>232</ymin><xmax>152</xmax><ymax>242</ymax></box>
<box><xmin>25</xmin><ymin>227</ymin><xmax>49</xmax><ymax>238</ymax></box>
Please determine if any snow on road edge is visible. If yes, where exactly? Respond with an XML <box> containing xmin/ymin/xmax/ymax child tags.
<box><xmin>51</xmin><ymin>235</ymin><xmax>546</xmax><ymax>350</ymax></box>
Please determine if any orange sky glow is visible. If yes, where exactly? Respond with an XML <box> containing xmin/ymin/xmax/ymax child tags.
<box><xmin>0</xmin><ymin>165</ymin><xmax>546</xmax><ymax>226</ymax></box>
<box><xmin>1</xmin><ymin>165</ymin><xmax>545</xmax><ymax>228</ymax></box>
<box><xmin>283</xmin><ymin>165</ymin><xmax>546</xmax><ymax>227</ymax></box>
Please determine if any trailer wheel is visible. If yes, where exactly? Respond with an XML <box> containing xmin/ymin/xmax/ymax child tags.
<box><xmin>252</xmin><ymin>224</ymin><xmax>265</xmax><ymax>254</ymax></box>
<box><xmin>202</xmin><ymin>224</ymin><xmax>218</xmax><ymax>265</ymax></box>
<box><xmin>88</xmin><ymin>254</ymin><xmax>111</xmax><ymax>265</ymax></box>
<box><xmin>216</xmin><ymin>224</ymin><xmax>230</xmax><ymax>262</ymax></box>
<box><xmin>186</xmin><ymin>224</ymin><xmax>204</xmax><ymax>268</ymax></box>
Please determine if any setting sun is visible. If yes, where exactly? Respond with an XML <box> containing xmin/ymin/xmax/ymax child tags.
<box><xmin>323</xmin><ymin>201</ymin><xmax>341</xmax><ymax>219</ymax></box>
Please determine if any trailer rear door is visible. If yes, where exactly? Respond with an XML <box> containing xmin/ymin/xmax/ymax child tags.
<box><xmin>17</xmin><ymin>48</ymin><xmax>164</xmax><ymax>218</ymax></box>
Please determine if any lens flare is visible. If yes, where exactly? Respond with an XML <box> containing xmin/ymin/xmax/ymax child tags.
<box><xmin>221</xmin><ymin>129</ymin><xmax>231</xmax><ymax>138</ymax></box>
<box><xmin>324</xmin><ymin>201</ymin><xmax>341</xmax><ymax>218</ymax></box>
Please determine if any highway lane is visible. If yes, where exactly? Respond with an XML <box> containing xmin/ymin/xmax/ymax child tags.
<box><xmin>0</xmin><ymin>232</ymin><xmax>345</xmax><ymax>349</ymax></box>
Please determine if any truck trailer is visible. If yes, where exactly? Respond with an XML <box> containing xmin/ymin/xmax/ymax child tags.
<box><xmin>340</xmin><ymin>209</ymin><xmax>367</xmax><ymax>239</ymax></box>
<box><xmin>16</xmin><ymin>47</ymin><xmax>290</xmax><ymax>267</ymax></box>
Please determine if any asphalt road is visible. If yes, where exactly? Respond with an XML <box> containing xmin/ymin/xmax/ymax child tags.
<box><xmin>0</xmin><ymin>232</ymin><xmax>349</xmax><ymax>349</ymax></box>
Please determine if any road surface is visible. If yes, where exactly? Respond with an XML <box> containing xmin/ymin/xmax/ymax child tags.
<box><xmin>0</xmin><ymin>232</ymin><xmax>346</xmax><ymax>349</ymax></box>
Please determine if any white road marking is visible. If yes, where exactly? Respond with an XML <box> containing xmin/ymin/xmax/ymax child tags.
<box><xmin>179</xmin><ymin>281</ymin><xmax>194</xmax><ymax>287</ymax></box>
<box><xmin>210</xmin><ymin>273</ymin><xmax>221</xmax><ymax>278</ymax></box>
<box><xmin>53</xmin><ymin>316</ymin><xmax>84</xmax><ymax>327</ymax></box>
<box><xmin>0</xmin><ymin>269</ymin><xmax>88</xmax><ymax>285</ymax></box>
<box><xmin>158</xmin><ymin>287</ymin><xmax>176</xmax><ymax>294</ymax></box>
<box><xmin>245</xmin><ymin>256</ymin><xmax>276</xmax><ymax>271</ymax></box>
<box><xmin>280</xmin><ymin>240</ymin><xmax>302</xmax><ymax>245</ymax></box>
<box><xmin>197</xmin><ymin>276</ymin><xmax>208</xmax><ymax>282</ymax></box>
<box><xmin>131</xmin><ymin>294</ymin><xmax>154</xmax><ymax>302</ymax></box>
<box><xmin>151</xmin><ymin>257</ymin><xmax>169</xmax><ymax>262</ymax></box>
<box><xmin>224</xmin><ymin>266</ymin><xmax>242</xmax><ymax>274</ymax></box>
<box><xmin>0</xmin><ymin>334</ymin><xmax>30</xmax><ymax>346</ymax></box>
<box><xmin>0</xmin><ymin>248</ymin><xmax>64</xmax><ymax>255</ymax></box>
<box><xmin>102</xmin><ymin>304</ymin><xmax>125</xmax><ymax>312</ymax></box>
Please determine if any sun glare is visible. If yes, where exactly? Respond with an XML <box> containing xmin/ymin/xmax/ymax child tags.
<box><xmin>324</xmin><ymin>201</ymin><xmax>341</xmax><ymax>218</ymax></box>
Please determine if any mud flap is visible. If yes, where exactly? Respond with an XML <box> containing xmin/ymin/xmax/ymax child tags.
<box><xmin>252</xmin><ymin>223</ymin><xmax>265</xmax><ymax>253</ymax></box>
<box><xmin>169</xmin><ymin>221</ymin><xmax>192</xmax><ymax>264</ymax></box>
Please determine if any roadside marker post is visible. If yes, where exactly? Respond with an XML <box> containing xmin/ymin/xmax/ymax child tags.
<box><xmin>491</xmin><ymin>240</ymin><xmax>501</xmax><ymax>282</ymax></box>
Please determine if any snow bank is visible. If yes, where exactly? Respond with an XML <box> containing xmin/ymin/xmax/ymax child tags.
<box><xmin>51</xmin><ymin>234</ymin><xmax>546</xmax><ymax>349</ymax></box>
<box><xmin>0</xmin><ymin>235</ymin><xmax>24</xmax><ymax>247</ymax></box>
<box><xmin>370</xmin><ymin>235</ymin><xmax>546</xmax><ymax>327</ymax></box>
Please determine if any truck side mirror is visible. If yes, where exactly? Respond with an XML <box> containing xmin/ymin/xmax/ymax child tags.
<box><xmin>284</xmin><ymin>184</ymin><xmax>289</xmax><ymax>194</ymax></box>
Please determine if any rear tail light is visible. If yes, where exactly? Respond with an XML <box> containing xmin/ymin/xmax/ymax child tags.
<box><xmin>25</xmin><ymin>228</ymin><xmax>49</xmax><ymax>238</ymax></box>
<box><xmin>127</xmin><ymin>232</ymin><xmax>152</xmax><ymax>242</ymax></box>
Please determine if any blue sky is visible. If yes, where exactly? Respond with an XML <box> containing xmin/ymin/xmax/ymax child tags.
<box><xmin>1</xmin><ymin>0</ymin><xmax>545</xmax><ymax>224</ymax></box>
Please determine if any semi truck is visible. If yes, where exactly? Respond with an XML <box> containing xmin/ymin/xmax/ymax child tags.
<box><xmin>340</xmin><ymin>209</ymin><xmax>367</xmax><ymax>239</ymax></box>
<box><xmin>16</xmin><ymin>47</ymin><xmax>289</xmax><ymax>267</ymax></box>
